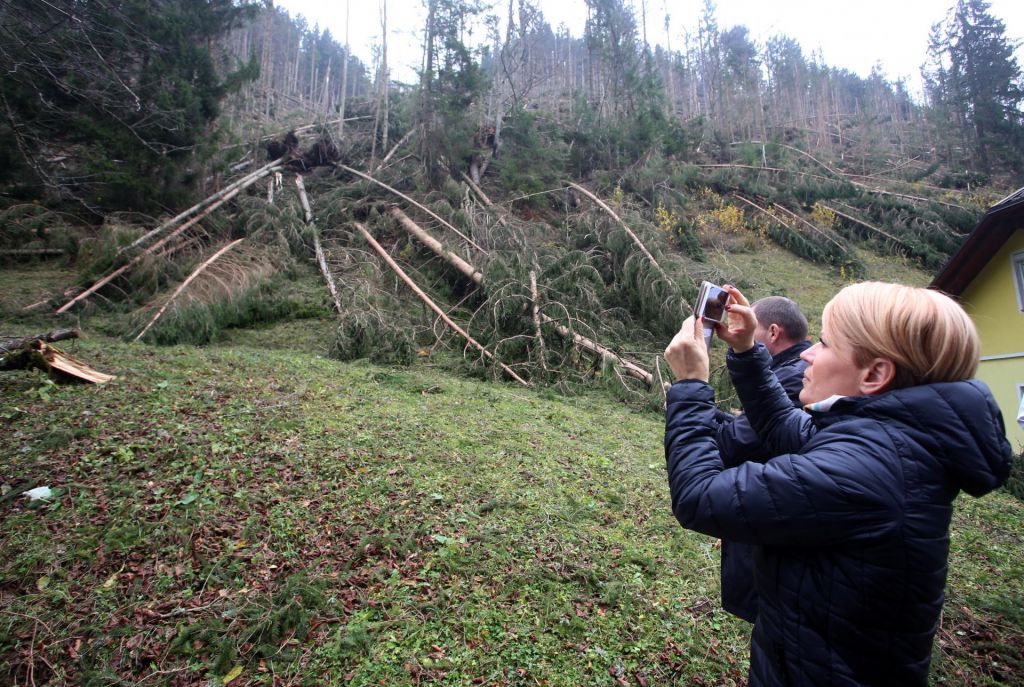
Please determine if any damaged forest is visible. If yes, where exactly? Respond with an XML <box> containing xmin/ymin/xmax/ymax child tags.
<box><xmin>2</xmin><ymin>0</ymin><xmax>1024</xmax><ymax>685</ymax></box>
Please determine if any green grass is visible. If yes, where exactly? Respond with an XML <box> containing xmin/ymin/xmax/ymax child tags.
<box><xmin>1</xmin><ymin>335</ymin><xmax>1022</xmax><ymax>686</ymax></box>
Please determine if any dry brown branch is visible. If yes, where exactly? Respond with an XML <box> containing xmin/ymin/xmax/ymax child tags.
<box><xmin>133</xmin><ymin>239</ymin><xmax>245</xmax><ymax>342</ymax></box>
<box><xmin>566</xmin><ymin>182</ymin><xmax>668</xmax><ymax>281</ymax></box>
<box><xmin>355</xmin><ymin>222</ymin><xmax>530</xmax><ymax>387</ymax></box>
<box><xmin>295</xmin><ymin>175</ymin><xmax>344</xmax><ymax>315</ymax></box>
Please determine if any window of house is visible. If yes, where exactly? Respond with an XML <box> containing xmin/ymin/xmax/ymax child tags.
<box><xmin>1015</xmin><ymin>251</ymin><xmax>1024</xmax><ymax>312</ymax></box>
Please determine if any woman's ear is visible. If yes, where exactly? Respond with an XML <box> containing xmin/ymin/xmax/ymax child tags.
<box><xmin>860</xmin><ymin>358</ymin><xmax>896</xmax><ymax>395</ymax></box>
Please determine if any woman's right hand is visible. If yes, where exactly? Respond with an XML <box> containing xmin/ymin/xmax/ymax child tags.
<box><xmin>715</xmin><ymin>285</ymin><xmax>758</xmax><ymax>353</ymax></box>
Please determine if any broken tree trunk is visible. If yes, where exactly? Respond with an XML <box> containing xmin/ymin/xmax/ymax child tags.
<box><xmin>0</xmin><ymin>339</ymin><xmax>114</xmax><ymax>384</ymax></box>
<box><xmin>387</xmin><ymin>208</ymin><xmax>655</xmax><ymax>387</ymax></box>
<box><xmin>566</xmin><ymin>182</ymin><xmax>668</xmax><ymax>282</ymax></box>
<box><xmin>338</xmin><ymin>164</ymin><xmax>487</xmax><ymax>255</ymax></box>
<box><xmin>133</xmin><ymin>239</ymin><xmax>245</xmax><ymax>342</ymax></box>
<box><xmin>0</xmin><ymin>329</ymin><xmax>79</xmax><ymax>354</ymax></box>
<box><xmin>295</xmin><ymin>175</ymin><xmax>344</xmax><ymax>315</ymax></box>
<box><xmin>355</xmin><ymin>222</ymin><xmax>530</xmax><ymax>388</ymax></box>
<box><xmin>388</xmin><ymin>206</ymin><xmax>485</xmax><ymax>285</ymax></box>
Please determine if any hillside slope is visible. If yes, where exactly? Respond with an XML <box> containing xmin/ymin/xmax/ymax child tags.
<box><xmin>1</xmin><ymin>329</ymin><xmax>1021</xmax><ymax>685</ymax></box>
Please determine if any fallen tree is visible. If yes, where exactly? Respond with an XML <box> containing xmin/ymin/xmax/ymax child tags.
<box><xmin>295</xmin><ymin>175</ymin><xmax>344</xmax><ymax>315</ymax></box>
<box><xmin>355</xmin><ymin>221</ymin><xmax>530</xmax><ymax>388</ymax></box>
<box><xmin>386</xmin><ymin>206</ymin><xmax>658</xmax><ymax>388</ymax></box>
<box><xmin>132</xmin><ymin>238</ymin><xmax>246</xmax><ymax>342</ymax></box>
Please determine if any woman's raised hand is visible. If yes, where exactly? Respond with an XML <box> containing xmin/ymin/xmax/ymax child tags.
<box><xmin>715</xmin><ymin>285</ymin><xmax>758</xmax><ymax>353</ymax></box>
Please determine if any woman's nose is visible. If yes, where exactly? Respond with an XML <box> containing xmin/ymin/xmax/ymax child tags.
<box><xmin>800</xmin><ymin>342</ymin><xmax>820</xmax><ymax>363</ymax></box>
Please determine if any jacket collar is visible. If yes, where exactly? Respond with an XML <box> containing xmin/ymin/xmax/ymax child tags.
<box><xmin>770</xmin><ymin>340</ymin><xmax>812</xmax><ymax>368</ymax></box>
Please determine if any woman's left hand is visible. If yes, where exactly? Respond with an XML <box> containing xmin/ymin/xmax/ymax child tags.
<box><xmin>665</xmin><ymin>315</ymin><xmax>710</xmax><ymax>382</ymax></box>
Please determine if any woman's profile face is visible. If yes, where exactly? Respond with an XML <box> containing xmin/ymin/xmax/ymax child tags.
<box><xmin>798</xmin><ymin>325</ymin><xmax>873</xmax><ymax>404</ymax></box>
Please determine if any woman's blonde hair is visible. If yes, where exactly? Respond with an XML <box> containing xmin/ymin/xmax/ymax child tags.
<box><xmin>823</xmin><ymin>282</ymin><xmax>980</xmax><ymax>389</ymax></box>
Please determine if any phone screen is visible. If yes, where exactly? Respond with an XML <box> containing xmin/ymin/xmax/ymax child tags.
<box><xmin>702</xmin><ymin>286</ymin><xmax>728</xmax><ymax>323</ymax></box>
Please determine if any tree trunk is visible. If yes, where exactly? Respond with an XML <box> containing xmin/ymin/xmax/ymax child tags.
<box><xmin>295</xmin><ymin>175</ymin><xmax>344</xmax><ymax>315</ymax></box>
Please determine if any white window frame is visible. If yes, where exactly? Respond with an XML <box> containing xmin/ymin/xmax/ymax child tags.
<box><xmin>1014</xmin><ymin>250</ymin><xmax>1024</xmax><ymax>312</ymax></box>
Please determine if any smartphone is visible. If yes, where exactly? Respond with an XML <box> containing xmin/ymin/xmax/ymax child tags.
<box><xmin>695</xmin><ymin>281</ymin><xmax>729</xmax><ymax>324</ymax></box>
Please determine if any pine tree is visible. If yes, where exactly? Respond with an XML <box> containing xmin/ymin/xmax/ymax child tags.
<box><xmin>924</xmin><ymin>0</ymin><xmax>1024</xmax><ymax>173</ymax></box>
<box><xmin>0</xmin><ymin>0</ymin><xmax>259</xmax><ymax>212</ymax></box>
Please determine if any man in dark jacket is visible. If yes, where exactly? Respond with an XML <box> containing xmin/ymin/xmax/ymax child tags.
<box><xmin>715</xmin><ymin>296</ymin><xmax>810</xmax><ymax>623</ymax></box>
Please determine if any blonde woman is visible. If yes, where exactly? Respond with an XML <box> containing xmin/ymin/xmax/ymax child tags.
<box><xmin>663</xmin><ymin>282</ymin><xmax>1011</xmax><ymax>687</ymax></box>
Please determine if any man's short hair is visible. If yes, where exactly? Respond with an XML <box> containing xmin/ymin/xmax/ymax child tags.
<box><xmin>752</xmin><ymin>296</ymin><xmax>808</xmax><ymax>342</ymax></box>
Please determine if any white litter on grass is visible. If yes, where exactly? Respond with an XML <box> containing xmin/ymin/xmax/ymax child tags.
<box><xmin>22</xmin><ymin>486</ymin><xmax>53</xmax><ymax>502</ymax></box>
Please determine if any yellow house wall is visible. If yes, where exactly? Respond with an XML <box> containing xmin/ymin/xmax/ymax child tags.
<box><xmin>959</xmin><ymin>229</ymin><xmax>1024</xmax><ymax>449</ymax></box>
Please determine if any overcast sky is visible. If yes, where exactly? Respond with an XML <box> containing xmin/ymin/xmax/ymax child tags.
<box><xmin>275</xmin><ymin>0</ymin><xmax>1024</xmax><ymax>98</ymax></box>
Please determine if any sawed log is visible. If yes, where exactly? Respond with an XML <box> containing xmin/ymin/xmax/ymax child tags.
<box><xmin>355</xmin><ymin>222</ymin><xmax>530</xmax><ymax>388</ymax></box>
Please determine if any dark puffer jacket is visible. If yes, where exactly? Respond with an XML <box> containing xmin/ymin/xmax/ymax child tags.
<box><xmin>665</xmin><ymin>344</ymin><xmax>1011</xmax><ymax>686</ymax></box>
<box><xmin>716</xmin><ymin>340</ymin><xmax>810</xmax><ymax>622</ymax></box>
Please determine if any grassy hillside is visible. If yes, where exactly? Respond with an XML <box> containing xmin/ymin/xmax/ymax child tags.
<box><xmin>1</xmin><ymin>307</ymin><xmax>1022</xmax><ymax>685</ymax></box>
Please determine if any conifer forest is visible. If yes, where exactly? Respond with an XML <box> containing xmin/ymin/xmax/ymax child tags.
<box><xmin>1</xmin><ymin>0</ymin><xmax>1024</xmax><ymax>684</ymax></box>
